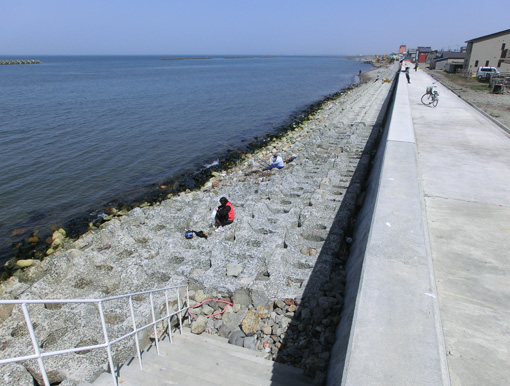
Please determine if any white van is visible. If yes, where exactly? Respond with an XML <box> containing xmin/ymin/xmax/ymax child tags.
<box><xmin>476</xmin><ymin>66</ymin><xmax>499</xmax><ymax>80</ymax></box>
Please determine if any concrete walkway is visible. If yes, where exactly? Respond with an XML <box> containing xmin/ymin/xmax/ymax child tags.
<box><xmin>411</xmin><ymin>70</ymin><xmax>510</xmax><ymax>386</ymax></box>
<box><xmin>334</xmin><ymin>69</ymin><xmax>510</xmax><ymax>385</ymax></box>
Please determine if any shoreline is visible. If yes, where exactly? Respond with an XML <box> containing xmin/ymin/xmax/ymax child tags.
<box><xmin>0</xmin><ymin>72</ymin><xmax>369</xmax><ymax>276</ymax></box>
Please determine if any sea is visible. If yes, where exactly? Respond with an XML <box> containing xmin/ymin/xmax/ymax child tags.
<box><xmin>0</xmin><ymin>55</ymin><xmax>373</xmax><ymax>264</ymax></box>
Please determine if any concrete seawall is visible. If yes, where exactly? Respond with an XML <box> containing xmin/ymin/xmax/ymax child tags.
<box><xmin>329</xmin><ymin>69</ymin><xmax>510</xmax><ymax>385</ymax></box>
<box><xmin>328</xmin><ymin>70</ymin><xmax>449</xmax><ymax>385</ymax></box>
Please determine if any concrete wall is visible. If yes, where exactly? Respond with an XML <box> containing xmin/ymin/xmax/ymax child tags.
<box><xmin>326</xmin><ymin>70</ymin><xmax>397</xmax><ymax>386</ymax></box>
<box><xmin>326</xmin><ymin>100</ymin><xmax>391</xmax><ymax>385</ymax></box>
<box><xmin>327</xmin><ymin>72</ymin><xmax>449</xmax><ymax>386</ymax></box>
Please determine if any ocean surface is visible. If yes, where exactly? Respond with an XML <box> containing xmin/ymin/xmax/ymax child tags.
<box><xmin>0</xmin><ymin>55</ymin><xmax>372</xmax><ymax>262</ymax></box>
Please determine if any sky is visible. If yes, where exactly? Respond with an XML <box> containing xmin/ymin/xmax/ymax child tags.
<box><xmin>1</xmin><ymin>0</ymin><xmax>509</xmax><ymax>56</ymax></box>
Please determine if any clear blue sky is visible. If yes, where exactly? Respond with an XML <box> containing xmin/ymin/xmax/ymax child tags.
<box><xmin>2</xmin><ymin>0</ymin><xmax>509</xmax><ymax>56</ymax></box>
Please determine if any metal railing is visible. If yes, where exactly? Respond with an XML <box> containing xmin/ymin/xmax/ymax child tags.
<box><xmin>0</xmin><ymin>284</ymin><xmax>190</xmax><ymax>386</ymax></box>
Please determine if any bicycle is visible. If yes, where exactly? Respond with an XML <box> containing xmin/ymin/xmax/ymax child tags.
<box><xmin>421</xmin><ymin>84</ymin><xmax>439</xmax><ymax>107</ymax></box>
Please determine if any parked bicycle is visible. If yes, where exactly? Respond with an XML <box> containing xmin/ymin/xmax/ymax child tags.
<box><xmin>421</xmin><ymin>84</ymin><xmax>439</xmax><ymax>107</ymax></box>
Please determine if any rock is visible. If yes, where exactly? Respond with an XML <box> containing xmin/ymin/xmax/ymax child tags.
<box><xmin>280</xmin><ymin>316</ymin><xmax>291</xmax><ymax>329</ymax></box>
<box><xmin>1</xmin><ymin>364</ymin><xmax>35</xmax><ymax>386</ymax></box>
<box><xmin>312</xmin><ymin>307</ymin><xmax>326</xmax><ymax>324</ymax></box>
<box><xmin>52</xmin><ymin>229</ymin><xmax>66</xmax><ymax>241</ymax></box>
<box><xmin>274</xmin><ymin>299</ymin><xmax>286</xmax><ymax>310</ymax></box>
<box><xmin>233</xmin><ymin>288</ymin><xmax>251</xmax><ymax>307</ymax></box>
<box><xmin>256</xmin><ymin>305</ymin><xmax>269</xmax><ymax>318</ymax></box>
<box><xmin>251</xmin><ymin>290</ymin><xmax>271</xmax><ymax>310</ymax></box>
<box><xmin>51</xmin><ymin>238</ymin><xmax>62</xmax><ymax>249</ymax></box>
<box><xmin>0</xmin><ymin>304</ymin><xmax>15</xmax><ymax>322</ymax></box>
<box><xmin>318</xmin><ymin>296</ymin><xmax>337</xmax><ymax>309</ymax></box>
<box><xmin>191</xmin><ymin>315</ymin><xmax>207</xmax><ymax>334</ymax></box>
<box><xmin>217</xmin><ymin>323</ymin><xmax>231</xmax><ymax>338</ymax></box>
<box><xmin>228</xmin><ymin>329</ymin><xmax>246</xmax><ymax>347</ymax></box>
<box><xmin>243</xmin><ymin>336</ymin><xmax>257</xmax><ymax>350</ymax></box>
<box><xmin>306</xmin><ymin>357</ymin><xmax>327</xmax><ymax>373</ymax></box>
<box><xmin>222</xmin><ymin>306</ymin><xmax>248</xmax><ymax>331</ymax></box>
<box><xmin>202</xmin><ymin>304</ymin><xmax>214</xmax><ymax>316</ymax></box>
<box><xmin>283</xmin><ymin>346</ymin><xmax>301</xmax><ymax>359</ymax></box>
<box><xmin>27</xmin><ymin>236</ymin><xmax>39</xmax><ymax>243</ymax></box>
<box><xmin>300</xmin><ymin>307</ymin><xmax>312</xmax><ymax>323</ymax></box>
<box><xmin>194</xmin><ymin>290</ymin><xmax>207</xmax><ymax>303</ymax></box>
<box><xmin>10</xmin><ymin>228</ymin><xmax>27</xmax><ymax>237</ymax></box>
<box><xmin>262</xmin><ymin>325</ymin><xmax>272</xmax><ymax>335</ymax></box>
<box><xmin>241</xmin><ymin>310</ymin><xmax>260</xmax><ymax>336</ymax></box>
<box><xmin>15</xmin><ymin>259</ymin><xmax>34</xmax><ymax>268</ymax></box>
<box><xmin>226</xmin><ymin>264</ymin><xmax>243</xmax><ymax>277</ymax></box>
<box><xmin>191</xmin><ymin>307</ymin><xmax>202</xmax><ymax>316</ymax></box>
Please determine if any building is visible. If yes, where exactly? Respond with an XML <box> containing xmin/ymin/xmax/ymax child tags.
<box><xmin>417</xmin><ymin>47</ymin><xmax>432</xmax><ymax>63</ymax></box>
<box><xmin>430</xmin><ymin>52</ymin><xmax>467</xmax><ymax>72</ymax></box>
<box><xmin>425</xmin><ymin>50</ymin><xmax>439</xmax><ymax>64</ymax></box>
<box><xmin>406</xmin><ymin>48</ymin><xmax>417</xmax><ymax>63</ymax></box>
<box><xmin>464</xmin><ymin>29</ymin><xmax>510</xmax><ymax>73</ymax></box>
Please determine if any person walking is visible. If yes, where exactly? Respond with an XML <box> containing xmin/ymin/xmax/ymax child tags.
<box><xmin>405</xmin><ymin>67</ymin><xmax>411</xmax><ymax>83</ymax></box>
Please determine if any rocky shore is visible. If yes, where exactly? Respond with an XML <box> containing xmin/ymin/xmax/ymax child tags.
<box><xmin>0</xmin><ymin>62</ymin><xmax>398</xmax><ymax>385</ymax></box>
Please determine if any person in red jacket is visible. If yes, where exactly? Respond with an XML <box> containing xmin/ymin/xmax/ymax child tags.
<box><xmin>215</xmin><ymin>197</ymin><xmax>235</xmax><ymax>232</ymax></box>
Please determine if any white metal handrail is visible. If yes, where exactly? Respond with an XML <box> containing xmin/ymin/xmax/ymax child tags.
<box><xmin>0</xmin><ymin>284</ymin><xmax>190</xmax><ymax>386</ymax></box>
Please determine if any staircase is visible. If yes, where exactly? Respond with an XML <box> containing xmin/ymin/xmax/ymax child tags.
<box><xmin>79</xmin><ymin>328</ymin><xmax>314</xmax><ymax>386</ymax></box>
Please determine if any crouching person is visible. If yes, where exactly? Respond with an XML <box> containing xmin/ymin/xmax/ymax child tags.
<box><xmin>215</xmin><ymin>197</ymin><xmax>235</xmax><ymax>232</ymax></box>
<box><xmin>263</xmin><ymin>152</ymin><xmax>284</xmax><ymax>171</ymax></box>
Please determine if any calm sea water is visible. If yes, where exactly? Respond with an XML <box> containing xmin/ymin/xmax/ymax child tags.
<box><xmin>0</xmin><ymin>55</ymin><xmax>372</xmax><ymax>261</ymax></box>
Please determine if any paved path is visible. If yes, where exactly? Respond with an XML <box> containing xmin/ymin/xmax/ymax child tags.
<box><xmin>335</xmin><ymin>68</ymin><xmax>510</xmax><ymax>386</ymax></box>
<box><xmin>411</xmin><ymin>70</ymin><xmax>510</xmax><ymax>386</ymax></box>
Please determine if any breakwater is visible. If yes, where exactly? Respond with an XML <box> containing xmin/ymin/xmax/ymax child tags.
<box><xmin>0</xmin><ymin>62</ymin><xmax>398</xmax><ymax>385</ymax></box>
<box><xmin>161</xmin><ymin>57</ymin><xmax>213</xmax><ymax>60</ymax></box>
<box><xmin>0</xmin><ymin>60</ymin><xmax>41</xmax><ymax>65</ymax></box>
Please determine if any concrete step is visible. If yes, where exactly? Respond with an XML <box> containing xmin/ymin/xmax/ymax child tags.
<box><xmin>83</xmin><ymin>329</ymin><xmax>313</xmax><ymax>386</ymax></box>
<box><xmin>146</xmin><ymin>332</ymin><xmax>313</xmax><ymax>385</ymax></box>
<box><xmin>168</xmin><ymin>328</ymin><xmax>268</xmax><ymax>361</ymax></box>
<box><xmin>138</xmin><ymin>352</ymin><xmax>267</xmax><ymax>386</ymax></box>
<box><xmin>118</xmin><ymin>360</ymin><xmax>219</xmax><ymax>386</ymax></box>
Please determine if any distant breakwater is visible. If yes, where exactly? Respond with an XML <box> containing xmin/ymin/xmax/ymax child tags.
<box><xmin>161</xmin><ymin>57</ymin><xmax>213</xmax><ymax>60</ymax></box>
<box><xmin>0</xmin><ymin>60</ymin><xmax>41</xmax><ymax>65</ymax></box>
<box><xmin>161</xmin><ymin>56</ymin><xmax>273</xmax><ymax>61</ymax></box>
<box><xmin>0</xmin><ymin>83</ymin><xmax>359</xmax><ymax>279</ymax></box>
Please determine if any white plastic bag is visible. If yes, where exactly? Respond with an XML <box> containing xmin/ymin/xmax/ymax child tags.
<box><xmin>209</xmin><ymin>208</ymin><xmax>217</xmax><ymax>227</ymax></box>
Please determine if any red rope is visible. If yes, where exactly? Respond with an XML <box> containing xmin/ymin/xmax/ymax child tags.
<box><xmin>187</xmin><ymin>298</ymin><xmax>233</xmax><ymax>320</ymax></box>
